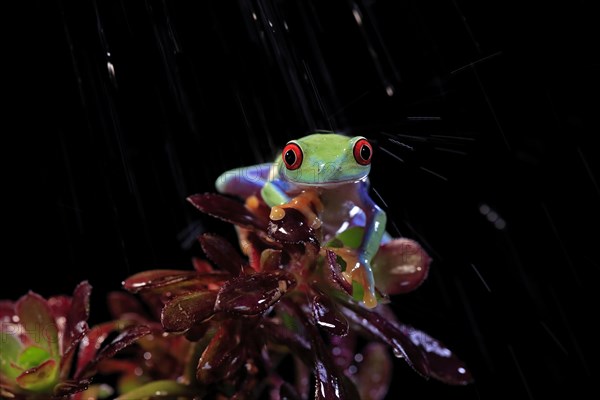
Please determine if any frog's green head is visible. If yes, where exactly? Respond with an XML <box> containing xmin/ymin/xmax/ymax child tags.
<box><xmin>278</xmin><ymin>133</ymin><xmax>373</xmax><ymax>186</ymax></box>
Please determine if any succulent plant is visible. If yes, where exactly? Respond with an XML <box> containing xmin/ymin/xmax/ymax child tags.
<box><xmin>0</xmin><ymin>282</ymin><xmax>149</xmax><ymax>399</ymax></box>
<box><xmin>119</xmin><ymin>192</ymin><xmax>472</xmax><ymax>399</ymax></box>
<box><xmin>2</xmin><ymin>191</ymin><xmax>471</xmax><ymax>399</ymax></box>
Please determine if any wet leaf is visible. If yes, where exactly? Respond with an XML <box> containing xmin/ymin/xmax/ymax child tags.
<box><xmin>325</xmin><ymin>250</ymin><xmax>353</xmax><ymax>295</ymax></box>
<box><xmin>46</xmin><ymin>296</ymin><xmax>71</xmax><ymax>321</ymax></box>
<box><xmin>199</xmin><ymin>233</ymin><xmax>246</xmax><ymax>275</ymax></box>
<box><xmin>188</xmin><ymin>193</ymin><xmax>267</xmax><ymax>231</ymax></box>
<box><xmin>267</xmin><ymin>207</ymin><xmax>319</xmax><ymax>246</ymax></box>
<box><xmin>339</xmin><ymin>301</ymin><xmax>431</xmax><ymax>379</ymax></box>
<box><xmin>0</xmin><ymin>301</ymin><xmax>15</xmax><ymax>322</ymax></box>
<box><xmin>289</xmin><ymin>302</ymin><xmax>348</xmax><ymax>400</ymax></box>
<box><xmin>394</xmin><ymin>324</ymin><xmax>473</xmax><ymax>385</ymax></box>
<box><xmin>216</xmin><ymin>272</ymin><xmax>295</xmax><ymax>315</ymax></box>
<box><xmin>76</xmin><ymin>324</ymin><xmax>150</xmax><ymax>380</ymax></box>
<box><xmin>75</xmin><ymin>322</ymin><xmax>116</xmax><ymax>379</ymax></box>
<box><xmin>161</xmin><ymin>291</ymin><xmax>217</xmax><ymax>332</ymax></box>
<box><xmin>372</xmin><ymin>239</ymin><xmax>430</xmax><ymax>295</ymax></box>
<box><xmin>116</xmin><ymin>380</ymin><xmax>197</xmax><ymax>400</ymax></box>
<box><xmin>53</xmin><ymin>379</ymin><xmax>91</xmax><ymax>396</ymax></box>
<box><xmin>260</xmin><ymin>248</ymin><xmax>282</xmax><ymax>272</ymax></box>
<box><xmin>261</xmin><ymin>319</ymin><xmax>312</xmax><ymax>365</ymax></box>
<box><xmin>342</xmin><ymin>300</ymin><xmax>472</xmax><ymax>384</ymax></box>
<box><xmin>15</xmin><ymin>359</ymin><xmax>58</xmax><ymax>391</ymax></box>
<box><xmin>15</xmin><ymin>292</ymin><xmax>59</xmax><ymax>357</ymax></box>
<box><xmin>355</xmin><ymin>343</ymin><xmax>392</xmax><ymax>400</ymax></box>
<box><xmin>312</xmin><ymin>294</ymin><xmax>349</xmax><ymax>336</ymax></box>
<box><xmin>61</xmin><ymin>324</ymin><xmax>89</xmax><ymax>379</ymax></box>
<box><xmin>65</xmin><ymin>282</ymin><xmax>92</xmax><ymax>350</ymax></box>
<box><xmin>197</xmin><ymin>323</ymin><xmax>245</xmax><ymax>384</ymax></box>
<box><xmin>330</xmin><ymin>333</ymin><xmax>357</xmax><ymax>371</ymax></box>
<box><xmin>93</xmin><ymin>325</ymin><xmax>151</xmax><ymax>365</ymax></box>
<box><xmin>107</xmin><ymin>292</ymin><xmax>148</xmax><ymax>320</ymax></box>
<box><xmin>122</xmin><ymin>270</ymin><xmax>198</xmax><ymax>293</ymax></box>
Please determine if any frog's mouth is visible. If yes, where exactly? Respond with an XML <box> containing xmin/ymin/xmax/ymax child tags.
<box><xmin>291</xmin><ymin>176</ymin><xmax>368</xmax><ymax>188</ymax></box>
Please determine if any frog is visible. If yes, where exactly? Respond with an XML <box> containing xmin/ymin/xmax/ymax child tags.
<box><xmin>215</xmin><ymin>133</ymin><xmax>388</xmax><ymax>308</ymax></box>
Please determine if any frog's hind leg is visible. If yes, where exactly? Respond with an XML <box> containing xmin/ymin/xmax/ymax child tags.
<box><xmin>215</xmin><ymin>163</ymin><xmax>273</xmax><ymax>198</ymax></box>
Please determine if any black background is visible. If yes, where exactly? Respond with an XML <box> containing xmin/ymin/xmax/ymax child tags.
<box><xmin>7</xmin><ymin>0</ymin><xmax>597</xmax><ymax>398</ymax></box>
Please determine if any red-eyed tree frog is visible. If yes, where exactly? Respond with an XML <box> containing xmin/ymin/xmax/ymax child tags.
<box><xmin>216</xmin><ymin>133</ymin><xmax>389</xmax><ymax>308</ymax></box>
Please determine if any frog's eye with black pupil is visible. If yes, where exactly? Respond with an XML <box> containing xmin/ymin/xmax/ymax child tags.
<box><xmin>282</xmin><ymin>143</ymin><xmax>303</xmax><ymax>170</ymax></box>
<box><xmin>353</xmin><ymin>138</ymin><xmax>372</xmax><ymax>165</ymax></box>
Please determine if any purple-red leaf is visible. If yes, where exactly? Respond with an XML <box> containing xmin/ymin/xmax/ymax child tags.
<box><xmin>261</xmin><ymin>319</ymin><xmax>312</xmax><ymax>365</ymax></box>
<box><xmin>340</xmin><ymin>301</ymin><xmax>431</xmax><ymax>379</ymax></box>
<box><xmin>187</xmin><ymin>193</ymin><xmax>267</xmax><ymax>231</ymax></box>
<box><xmin>94</xmin><ymin>325</ymin><xmax>151</xmax><ymax>364</ymax></box>
<box><xmin>354</xmin><ymin>343</ymin><xmax>392</xmax><ymax>400</ymax></box>
<box><xmin>60</xmin><ymin>323</ymin><xmax>88</xmax><ymax>379</ymax></box>
<box><xmin>122</xmin><ymin>270</ymin><xmax>198</xmax><ymax>293</ymax></box>
<box><xmin>267</xmin><ymin>208</ymin><xmax>318</xmax><ymax>246</ymax></box>
<box><xmin>330</xmin><ymin>332</ymin><xmax>357</xmax><ymax>371</ymax></box>
<box><xmin>77</xmin><ymin>325</ymin><xmax>150</xmax><ymax>380</ymax></box>
<box><xmin>199</xmin><ymin>233</ymin><xmax>246</xmax><ymax>275</ymax></box>
<box><xmin>0</xmin><ymin>300</ymin><xmax>15</xmax><ymax>322</ymax></box>
<box><xmin>215</xmin><ymin>272</ymin><xmax>296</xmax><ymax>315</ymax></box>
<box><xmin>340</xmin><ymin>301</ymin><xmax>472</xmax><ymax>384</ymax></box>
<box><xmin>325</xmin><ymin>250</ymin><xmax>353</xmax><ymax>295</ymax></box>
<box><xmin>394</xmin><ymin>323</ymin><xmax>473</xmax><ymax>385</ymax></box>
<box><xmin>74</xmin><ymin>322</ymin><xmax>117</xmax><ymax>379</ymax></box>
<box><xmin>284</xmin><ymin>300</ymin><xmax>348</xmax><ymax>400</ymax></box>
<box><xmin>372</xmin><ymin>238</ymin><xmax>430</xmax><ymax>295</ymax></box>
<box><xmin>312</xmin><ymin>294</ymin><xmax>349</xmax><ymax>336</ymax></box>
<box><xmin>196</xmin><ymin>323</ymin><xmax>246</xmax><ymax>384</ymax></box>
<box><xmin>161</xmin><ymin>291</ymin><xmax>217</xmax><ymax>332</ymax></box>
<box><xmin>107</xmin><ymin>292</ymin><xmax>149</xmax><ymax>319</ymax></box>
<box><xmin>15</xmin><ymin>292</ymin><xmax>59</xmax><ymax>357</ymax></box>
<box><xmin>53</xmin><ymin>379</ymin><xmax>91</xmax><ymax>396</ymax></box>
<box><xmin>65</xmin><ymin>282</ymin><xmax>92</xmax><ymax>350</ymax></box>
<box><xmin>47</xmin><ymin>296</ymin><xmax>71</xmax><ymax>322</ymax></box>
<box><xmin>259</xmin><ymin>248</ymin><xmax>282</xmax><ymax>272</ymax></box>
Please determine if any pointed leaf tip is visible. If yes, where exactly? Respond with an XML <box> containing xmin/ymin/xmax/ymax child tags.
<box><xmin>199</xmin><ymin>233</ymin><xmax>246</xmax><ymax>275</ymax></box>
<box><xmin>187</xmin><ymin>193</ymin><xmax>267</xmax><ymax>231</ymax></box>
<box><xmin>161</xmin><ymin>291</ymin><xmax>217</xmax><ymax>332</ymax></box>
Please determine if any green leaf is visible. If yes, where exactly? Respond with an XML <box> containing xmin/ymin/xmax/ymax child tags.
<box><xmin>17</xmin><ymin>346</ymin><xmax>51</xmax><ymax>370</ymax></box>
<box><xmin>0</xmin><ymin>325</ymin><xmax>23</xmax><ymax>379</ymax></box>
<box><xmin>116</xmin><ymin>380</ymin><xmax>198</xmax><ymax>400</ymax></box>
<box><xmin>15</xmin><ymin>359</ymin><xmax>59</xmax><ymax>392</ymax></box>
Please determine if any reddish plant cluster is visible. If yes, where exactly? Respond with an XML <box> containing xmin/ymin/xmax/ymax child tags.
<box><xmin>1</xmin><ymin>190</ymin><xmax>471</xmax><ymax>399</ymax></box>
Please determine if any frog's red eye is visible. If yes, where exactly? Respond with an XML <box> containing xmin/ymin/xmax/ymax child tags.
<box><xmin>353</xmin><ymin>138</ymin><xmax>372</xmax><ymax>165</ymax></box>
<box><xmin>282</xmin><ymin>142</ymin><xmax>303</xmax><ymax>170</ymax></box>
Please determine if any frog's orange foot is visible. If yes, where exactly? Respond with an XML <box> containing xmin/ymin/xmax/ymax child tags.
<box><xmin>328</xmin><ymin>247</ymin><xmax>378</xmax><ymax>308</ymax></box>
<box><xmin>269</xmin><ymin>190</ymin><xmax>323</xmax><ymax>230</ymax></box>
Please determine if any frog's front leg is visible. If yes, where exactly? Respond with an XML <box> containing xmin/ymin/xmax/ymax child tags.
<box><xmin>344</xmin><ymin>181</ymin><xmax>387</xmax><ymax>308</ymax></box>
<box><xmin>216</xmin><ymin>163</ymin><xmax>274</xmax><ymax>199</ymax></box>
<box><xmin>261</xmin><ymin>181</ymin><xmax>291</xmax><ymax>208</ymax></box>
